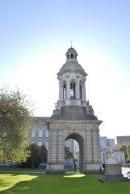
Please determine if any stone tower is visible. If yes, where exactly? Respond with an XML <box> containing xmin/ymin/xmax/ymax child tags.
<box><xmin>47</xmin><ymin>47</ymin><xmax>102</xmax><ymax>173</ymax></box>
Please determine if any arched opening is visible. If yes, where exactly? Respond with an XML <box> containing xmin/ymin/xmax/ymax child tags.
<box><xmin>70</xmin><ymin>81</ymin><xmax>76</xmax><ymax>99</ymax></box>
<box><xmin>62</xmin><ymin>81</ymin><xmax>67</xmax><ymax>100</ymax></box>
<box><xmin>64</xmin><ymin>133</ymin><xmax>84</xmax><ymax>172</ymax></box>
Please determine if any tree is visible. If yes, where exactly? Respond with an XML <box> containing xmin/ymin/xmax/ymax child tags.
<box><xmin>40</xmin><ymin>144</ymin><xmax>47</xmax><ymax>163</ymax></box>
<box><xmin>127</xmin><ymin>145</ymin><xmax>130</xmax><ymax>160</ymax></box>
<box><xmin>23</xmin><ymin>144</ymin><xmax>47</xmax><ymax>168</ymax></box>
<box><xmin>0</xmin><ymin>89</ymin><xmax>32</xmax><ymax>162</ymax></box>
<box><xmin>65</xmin><ymin>146</ymin><xmax>74</xmax><ymax>159</ymax></box>
<box><xmin>119</xmin><ymin>145</ymin><xmax>128</xmax><ymax>161</ymax></box>
<box><xmin>25</xmin><ymin>144</ymin><xmax>41</xmax><ymax>168</ymax></box>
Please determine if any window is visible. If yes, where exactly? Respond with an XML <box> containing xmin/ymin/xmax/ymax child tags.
<box><xmin>38</xmin><ymin>129</ymin><xmax>43</xmax><ymax>137</ymax></box>
<box><xmin>46</xmin><ymin>130</ymin><xmax>49</xmax><ymax>138</ymax></box>
<box><xmin>32</xmin><ymin>130</ymin><xmax>36</xmax><ymax>137</ymax></box>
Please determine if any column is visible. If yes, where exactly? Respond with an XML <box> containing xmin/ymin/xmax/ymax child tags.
<box><xmin>57</xmin><ymin>130</ymin><xmax>64</xmax><ymax>163</ymax></box>
<box><xmin>76</xmin><ymin>80</ymin><xmax>80</xmax><ymax>99</ymax></box>
<box><xmin>84</xmin><ymin>128</ymin><xmax>101</xmax><ymax>173</ymax></box>
<box><xmin>47</xmin><ymin>130</ymin><xmax>57</xmax><ymax>163</ymax></box>
<box><xmin>82</xmin><ymin>81</ymin><xmax>86</xmax><ymax>101</ymax></box>
<box><xmin>47</xmin><ymin>129</ymin><xmax>64</xmax><ymax>173</ymax></box>
<box><xmin>59</xmin><ymin>81</ymin><xmax>63</xmax><ymax>101</ymax></box>
<box><xmin>66</xmin><ymin>80</ymin><xmax>70</xmax><ymax>99</ymax></box>
<box><xmin>86</xmin><ymin>129</ymin><xmax>93</xmax><ymax>163</ymax></box>
<box><xmin>92</xmin><ymin>129</ymin><xmax>100</xmax><ymax>163</ymax></box>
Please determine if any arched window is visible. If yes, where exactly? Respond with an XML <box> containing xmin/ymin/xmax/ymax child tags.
<box><xmin>70</xmin><ymin>81</ymin><xmax>76</xmax><ymax>99</ymax></box>
<box><xmin>79</xmin><ymin>81</ymin><xmax>82</xmax><ymax>100</ymax></box>
<box><xmin>71</xmin><ymin>54</ymin><xmax>73</xmax><ymax>59</ymax></box>
<box><xmin>63</xmin><ymin>81</ymin><xmax>67</xmax><ymax>100</ymax></box>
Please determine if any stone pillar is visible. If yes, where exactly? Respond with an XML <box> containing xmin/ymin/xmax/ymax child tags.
<box><xmin>82</xmin><ymin>81</ymin><xmax>86</xmax><ymax>101</ymax></box>
<box><xmin>76</xmin><ymin>80</ymin><xmax>80</xmax><ymax>99</ymax></box>
<box><xmin>57</xmin><ymin>130</ymin><xmax>64</xmax><ymax>164</ymax></box>
<box><xmin>86</xmin><ymin>130</ymin><xmax>93</xmax><ymax>164</ymax></box>
<box><xmin>47</xmin><ymin>129</ymin><xmax>64</xmax><ymax>173</ymax></box>
<box><xmin>66</xmin><ymin>80</ymin><xmax>70</xmax><ymax>100</ymax></box>
<box><xmin>59</xmin><ymin>81</ymin><xmax>63</xmax><ymax>101</ymax></box>
<box><xmin>92</xmin><ymin>129</ymin><xmax>100</xmax><ymax>163</ymax></box>
<box><xmin>85</xmin><ymin>129</ymin><xmax>100</xmax><ymax>173</ymax></box>
<box><xmin>84</xmin><ymin>129</ymin><xmax>93</xmax><ymax>172</ymax></box>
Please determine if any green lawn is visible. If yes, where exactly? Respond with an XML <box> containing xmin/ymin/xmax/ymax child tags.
<box><xmin>0</xmin><ymin>173</ymin><xmax>130</xmax><ymax>194</ymax></box>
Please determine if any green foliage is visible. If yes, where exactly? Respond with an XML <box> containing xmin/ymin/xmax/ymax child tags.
<box><xmin>0</xmin><ymin>89</ymin><xmax>32</xmax><ymax>162</ymax></box>
<box><xmin>23</xmin><ymin>144</ymin><xmax>47</xmax><ymax>168</ymax></box>
<box><xmin>119</xmin><ymin>145</ymin><xmax>128</xmax><ymax>161</ymax></box>
<box><xmin>119</xmin><ymin>145</ymin><xmax>130</xmax><ymax>161</ymax></box>
<box><xmin>65</xmin><ymin>146</ymin><xmax>74</xmax><ymax>159</ymax></box>
<box><xmin>40</xmin><ymin>144</ymin><xmax>48</xmax><ymax>163</ymax></box>
<box><xmin>127</xmin><ymin>145</ymin><xmax>130</xmax><ymax>160</ymax></box>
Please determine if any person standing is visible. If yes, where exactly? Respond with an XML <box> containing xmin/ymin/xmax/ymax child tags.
<box><xmin>73</xmin><ymin>159</ymin><xmax>77</xmax><ymax>173</ymax></box>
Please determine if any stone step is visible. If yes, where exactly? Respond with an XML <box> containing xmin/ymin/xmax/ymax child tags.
<box><xmin>61</xmin><ymin>106</ymin><xmax>87</xmax><ymax>120</ymax></box>
<box><xmin>52</xmin><ymin>105</ymin><xmax>97</xmax><ymax>120</ymax></box>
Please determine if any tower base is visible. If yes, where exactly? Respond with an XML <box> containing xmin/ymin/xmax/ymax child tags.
<box><xmin>84</xmin><ymin>163</ymin><xmax>100</xmax><ymax>173</ymax></box>
<box><xmin>46</xmin><ymin>163</ymin><xmax>65</xmax><ymax>174</ymax></box>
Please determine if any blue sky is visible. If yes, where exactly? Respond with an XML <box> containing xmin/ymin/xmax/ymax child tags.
<box><xmin>0</xmin><ymin>0</ymin><xmax>130</xmax><ymax>138</ymax></box>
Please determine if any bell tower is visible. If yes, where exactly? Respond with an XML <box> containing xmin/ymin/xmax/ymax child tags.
<box><xmin>47</xmin><ymin>47</ymin><xmax>102</xmax><ymax>173</ymax></box>
<box><xmin>57</xmin><ymin>47</ymin><xmax>87</xmax><ymax>107</ymax></box>
<box><xmin>58</xmin><ymin>47</ymin><xmax>87</xmax><ymax>106</ymax></box>
<box><xmin>53</xmin><ymin>47</ymin><xmax>96</xmax><ymax>119</ymax></box>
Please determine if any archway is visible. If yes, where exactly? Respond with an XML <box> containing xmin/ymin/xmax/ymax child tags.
<box><xmin>47</xmin><ymin>121</ymin><xmax>101</xmax><ymax>174</ymax></box>
<box><xmin>65</xmin><ymin>133</ymin><xmax>84</xmax><ymax>171</ymax></box>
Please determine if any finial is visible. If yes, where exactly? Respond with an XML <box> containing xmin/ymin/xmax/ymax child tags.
<box><xmin>71</xmin><ymin>40</ymin><xmax>73</xmax><ymax>48</ymax></box>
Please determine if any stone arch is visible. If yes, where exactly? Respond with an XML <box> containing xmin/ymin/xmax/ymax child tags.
<box><xmin>71</xmin><ymin>53</ymin><xmax>73</xmax><ymax>59</ymax></box>
<box><xmin>69</xmin><ymin>79</ymin><xmax>76</xmax><ymax>99</ymax></box>
<box><xmin>65</xmin><ymin>133</ymin><xmax>84</xmax><ymax>171</ymax></box>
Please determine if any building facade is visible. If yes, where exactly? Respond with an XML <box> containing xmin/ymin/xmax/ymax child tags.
<box><xmin>100</xmin><ymin>136</ymin><xmax>115</xmax><ymax>149</ymax></box>
<box><xmin>29</xmin><ymin>117</ymin><xmax>49</xmax><ymax>148</ymax></box>
<box><xmin>117</xmin><ymin>136</ymin><xmax>130</xmax><ymax>145</ymax></box>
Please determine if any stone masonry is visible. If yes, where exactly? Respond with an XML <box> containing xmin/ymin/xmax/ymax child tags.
<box><xmin>47</xmin><ymin>47</ymin><xmax>102</xmax><ymax>173</ymax></box>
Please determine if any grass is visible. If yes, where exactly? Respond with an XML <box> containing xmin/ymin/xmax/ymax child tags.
<box><xmin>0</xmin><ymin>172</ymin><xmax>130</xmax><ymax>194</ymax></box>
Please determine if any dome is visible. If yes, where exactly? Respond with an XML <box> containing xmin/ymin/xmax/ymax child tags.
<box><xmin>58</xmin><ymin>47</ymin><xmax>87</xmax><ymax>77</ymax></box>
<box><xmin>58</xmin><ymin>61</ymin><xmax>87</xmax><ymax>76</ymax></box>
